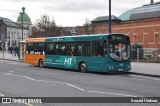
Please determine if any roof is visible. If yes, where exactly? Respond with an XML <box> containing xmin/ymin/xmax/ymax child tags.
<box><xmin>3</xmin><ymin>20</ymin><xmax>19</xmax><ymax>28</ymax></box>
<box><xmin>17</xmin><ymin>11</ymin><xmax>31</xmax><ymax>23</ymax></box>
<box><xmin>91</xmin><ymin>15</ymin><xmax>121</xmax><ymax>22</ymax></box>
<box><xmin>119</xmin><ymin>1</ymin><xmax>160</xmax><ymax>21</ymax></box>
<box><xmin>0</xmin><ymin>17</ymin><xmax>13</xmax><ymax>22</ymax></box>
<box><xmin>0</xmin><ymin>17</ymin><xmax>19</xmax><ymax>27</ymax></box>
<box><xmin>0</xmin><ymin>17</ymin><xmax>28</xmax><ymax>29</ymax></box>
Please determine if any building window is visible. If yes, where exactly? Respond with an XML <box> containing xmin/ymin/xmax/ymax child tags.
<box><xmin>138</xmin><ymin>31</ymin><xmax>144</xmax><ymax>44</ymax></box>
<box><xmin>148</xmin><ymin>30</ymin><xmax>154</xmax><ymax>43</ymax></box>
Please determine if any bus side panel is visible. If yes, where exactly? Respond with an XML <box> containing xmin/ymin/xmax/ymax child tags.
<box><xmin>25</xmin><ymin>54</ymin><xmax>45</xmax><ymax>66</ymax></box>
<box><xmin>45</xmin><ymin>55</ymin><xmax>108</xmax><ymax>72</ymax></box>
<box><xmin>76</xmin><ymin>57</ymin><xmax>107</xmax><ymax>72</ymax></box>
<box><xmin>45</xmin><ymin>55</ymin><xmax>78</xmax><ymax>70</ymax></box>
<box><xmin>87</xmin><ymin>57</ymin><xmax>107</xmax><ymax>72</ymax></box>
<box><xmin>45</xmin><ymin>55</ymin><xmax>63</xmax><ymax>68</ymax></box>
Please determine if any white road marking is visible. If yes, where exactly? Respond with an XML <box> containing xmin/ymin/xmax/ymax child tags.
<box><xmin>5</xmin><ymin>73</ymin><xmax>138</xmax><ymax>97</ymax></box>
<box><xmin>112</xmin><ymin>75</ymin><xmax>148</xmax><ymax>81</ymax></box>
<box><xmin>0</xmin><ymin>94</ymin><xmax>5</xmax><ymax>96</ymax></box>
<box><xmin>130</xmin><ymin>75</ymin><xmax>160</xmax><ymax>81</ymax></box>
<box><xmin>8</xmin><ymin>63</ymin><xmax>18</xmax><ymax>65</ymax></box>
<box><xmin>9</xmin><ymin>71</ymin><xmax>15</xmax><ymax>73</ymax></box>
<box><xmin>66</xmin><ymin>83</ymin><xmax>85</xmax><ymax>91</ymax></box>
<box><xmin>5</xmin><ymin>73</ymin><xmax>14</xmax><ymax>75</ymax></box>
<box><xmin>25</xmin><ymin>103</ymin><xmax>34</xmax><ymax>106</ymax></box>
<box><xmin>110</xmin><ymin>74</ymin><xmax>160</xmax><ymax>82</ymax></box>
<box><xmin>0</xmin><ymin>60</ymin><xmax>27</xmax><ymax>66</ymax></box>
<box><xmin>6</xmin><ymin>73</ymin><xmax>85</xmax><ymax>91</ymax></box>
<box><xmin>86</xmin><ymin>90</ymin><xmax>137</xmax><ymax>97</ymax></box>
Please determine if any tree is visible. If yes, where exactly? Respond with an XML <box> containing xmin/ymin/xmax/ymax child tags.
<box><xmin>83</xmin><ymin>18</ymin><xmax>92</xmax><ymax>35</ymax></box>
<box><xmin>32</xmin><ymin>14</ymin><xmax>62</xmax><ymax>38</ymax></box>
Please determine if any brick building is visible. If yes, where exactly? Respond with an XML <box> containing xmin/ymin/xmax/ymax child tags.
<box><xmin>76</xmin><ymin>0</ymin><xmax>160</xmax><ymax>48</ymax></box>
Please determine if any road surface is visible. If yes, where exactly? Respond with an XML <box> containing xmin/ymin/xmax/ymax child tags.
<box><xmin>0</xmin><ymin>60</ymin><xmax>159</xmax><ymax>106</ymax></box>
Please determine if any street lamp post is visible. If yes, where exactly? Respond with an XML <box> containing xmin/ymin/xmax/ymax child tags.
<box><xmin>19</xmin><ymin>7</ymin><xmax>25</xmax><ymax>41</ymax></box>
<box><xmin>109</xmin><ymin>0</ymin><xmax>111</xmax><ymax>33</ymax></box>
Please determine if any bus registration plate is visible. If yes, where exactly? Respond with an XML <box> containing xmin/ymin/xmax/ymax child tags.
<box><xmin>118</xmin><ymin>69</ymin><xmax>123</xmax><ymax>71</ymax></box>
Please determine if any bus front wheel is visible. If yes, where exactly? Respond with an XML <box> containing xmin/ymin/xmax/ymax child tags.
<box><xmin>39</xmin><ymin>59</ymin><xmax>44</xmax><ymax>68</ymax></box>
<box><xmin>80</xmin><ymin>62</ymin><xmax>87</xmax><ymax>73</ymax></box>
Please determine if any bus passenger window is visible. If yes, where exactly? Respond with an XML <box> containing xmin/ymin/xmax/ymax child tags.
<box><xmin>92</xmin><ymin>41</ymin><xmax>104</xmax><ymax>57</ymax></box>
<box><xmin>34</xmin><ymin>43</ymin><xmax>45</xmax><ymax>54</ymax></box>
<box><xmin>66</xmin><ymin>43</ymin><xmax>76</xmax><ymax>56</ymax></box>
<box><xmin>46</xmin><ymin>43</ymin><xmax>56</xmax><ymax>55</ymax></box>
<box><xmin>61</xmin><ymin>45</ymin><xmax>66</xmax><ymax>55</ymax></box>
<box><xmin>66</xmin><ymin>45</ymin><xmax>71</xmax><ymax>56</ymax></box>
<box><xmin>55</xmin><ymin>43</ymin><xmax>66</xmax><ymax>55</ymax></box>
<box><xmin>97</xmin><ymin>51</ymin><xmax>103</xmax><ymax>57</ymax></box>
<box><xmin>77</xmin><ymin>45</ymin><xmax>82</xmax><ymax>56</ymax></box>
<box><xmin>26</xmin><ymin>43</ymin><xmax>34</xmax><ymax>54</ymax></box>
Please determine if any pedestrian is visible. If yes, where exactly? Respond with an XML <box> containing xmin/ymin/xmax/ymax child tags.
<box><xmin>15</xmin><ymin>46</ymin><xmax>19</xmax><ymax>57</ymax></box>
<box><xmin>0</xmin><ymin>45</ymin><xmax>2</xmax><ymax>50</ymax></box>
<box><xmin>10</xmin><ymin>46</ymin><xmax>12</xmax><ymax>54</ymax></box>
<box><xmin>8</xmin><ymin>46</ymin><xmax>11</xmax><ymax>53</ymax></box>
<box><xmin>12</xmin><ymin>45</ymin><xmax>16</xmax><ymax>57</ymax></box>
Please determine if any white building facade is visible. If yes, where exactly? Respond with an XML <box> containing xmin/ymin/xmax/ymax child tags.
<box><xmin>0</xmin><ymin>7</ymin><xmax>32</xmax><ymax>50</ymax></box>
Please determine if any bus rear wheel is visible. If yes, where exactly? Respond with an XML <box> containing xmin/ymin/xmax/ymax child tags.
<box><xmin>39</xmin><ymin>59</ymin><xmax>44</xmax><ymax>68</ymax></box>
<box><xmin>80</xmin><ymin>62</ymin><xmax>87</xmax><ymax>73</ymax></box>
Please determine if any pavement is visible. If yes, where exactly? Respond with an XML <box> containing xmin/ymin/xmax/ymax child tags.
<box><xmin>0</xmin><ymin>50</ymin><xmax>20</xmax><ymax>61</ymax></box>
<box><xmin>0</xmin><ymin>50</ymin><xmax>160</xmax><ymax>78</ymax></box>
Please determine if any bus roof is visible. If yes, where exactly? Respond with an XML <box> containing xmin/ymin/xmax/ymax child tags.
<box><xmin>25</xmin><ymin>33</ymin><xmax>128</xmax><ymax>43</ymax></box>
<box><xmin>46</xmin><ymin>34</ymin><xmax>107</xmax><ymax>39</ymax></box>
<box><xmin>46</xmin><ymin>33</ymin><xmax>128</xmax><ymax>42</ymax></box>
<box><xmin>46</xmin><ymin>34</ymin><xmax>108</xmax><ymax>42</ymax></box>
<box><xmin>46</xmin><ymin>33</ymin><xmax>128</xmax><ymax>39</ymax></box>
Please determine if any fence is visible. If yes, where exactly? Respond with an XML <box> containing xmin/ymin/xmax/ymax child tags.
<box><xmin>131</xmin><ymin>48</ymin><xmax>160</xmax><ymax>62</ymax></box>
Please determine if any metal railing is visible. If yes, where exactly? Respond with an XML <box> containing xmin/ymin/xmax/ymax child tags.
<box><xmin>131</xmin><ymin>48</ymin><xmax>160</xmax><ymax>62</ymax></box>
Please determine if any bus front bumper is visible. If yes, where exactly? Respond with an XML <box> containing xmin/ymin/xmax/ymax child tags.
<box><xmin>107</xmin><ymin>65</ymin><xmax>131</xmax><ymax>72</ymax></box>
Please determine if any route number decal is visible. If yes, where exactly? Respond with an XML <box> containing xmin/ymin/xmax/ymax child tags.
<box><xmin>64</xmin><ymin>58</ymin><xmax>72</xmax><ymax>65</ymax></box>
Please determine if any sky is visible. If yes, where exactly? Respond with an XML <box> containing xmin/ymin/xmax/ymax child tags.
<box><xmin>0</xmin><ymin>0</ymin><xmax>159</xmax><ymax>27</ymax></box>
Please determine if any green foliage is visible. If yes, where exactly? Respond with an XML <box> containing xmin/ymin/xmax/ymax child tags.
<box><xmin>131</xmin><ymin>44</ymin><xmax>144</xmax><ymax>59</ymax></box>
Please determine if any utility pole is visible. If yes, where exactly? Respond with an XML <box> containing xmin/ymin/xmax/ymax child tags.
<box><xmin>19</xmin><ymin>7</ymin><xmax>25</xmax><ymax>41</ymax></box>
<box><xmin>151</xmin><ymin>0</ymin><xmax>154</xmax><ymax>4</ymax></box>
<box><xmin>109</xmin><ymin>0</ymin><xmax>111</xmax><ymax>33</ymax></box>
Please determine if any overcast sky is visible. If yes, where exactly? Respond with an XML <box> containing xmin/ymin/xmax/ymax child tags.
<box><xmin>0</xmin><ymin>0</ymin><xmax>159</xmax><ymax>26</ymax></box>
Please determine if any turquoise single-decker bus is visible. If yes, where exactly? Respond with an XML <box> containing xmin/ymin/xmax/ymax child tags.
<box><xmin>25</xmin><ymin>33</ymin><xmax>131</xmax><ymax>72</ymax></box>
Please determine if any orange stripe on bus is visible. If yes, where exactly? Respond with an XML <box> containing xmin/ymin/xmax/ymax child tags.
<box><xmin>26</xmin><ymin>38</ymin><xmax>45</xmax><ymax>43</ymax></box>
